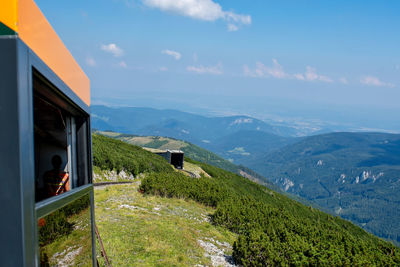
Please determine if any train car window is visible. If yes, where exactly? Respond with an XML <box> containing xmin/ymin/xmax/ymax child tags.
<box><xmin>34</xmin><ymin>72</ymin><xmax>91</xmax><ymax>202</ymax></box>
<box><xmin>34</xmin><ymin>95</ymin><xmax>70</xmax><ymax>201</ymax></box>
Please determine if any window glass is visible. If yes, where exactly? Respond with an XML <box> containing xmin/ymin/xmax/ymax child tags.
<box><xmin>33</xmin><ymin>72</ymin><xmax>91</xmax><ymax>202</ymax></box>
<box><xmin>38</xmin><ymin>194</ymin><xmax>93</xmax><ymax>266</ymax></box>
<box><xmin>34</xmin><ymin>95</ymin><xmax>70</xmax><ymax>202</ymax></box>
<box><xmin>76</xmin><ymin>117</ymin><xmax>90</xmax><ymax>186</ymax></box>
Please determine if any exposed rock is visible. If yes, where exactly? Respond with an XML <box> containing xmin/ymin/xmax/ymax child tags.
<box><xmin>197</xmin><ymin>239</ymin><xmax>235</xmax><ymax>267</ymax></box>
<box><xmin>51</xmin><ymin>246</ymin><xmax>83</xmax><ymax>267</ymax></box>
<box><xmin>93</xmin><ymin>169</ymin><xmax>136</xmax><ymax>182</ymax></box>
<box><xmin>276</xmin><ymin>177</ymin><xmax>294</xmax><ymax>191</ymax></box>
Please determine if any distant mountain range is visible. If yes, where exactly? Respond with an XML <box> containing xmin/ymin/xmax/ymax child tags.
<box><xmin>91</xmin><ymin>105</ymin><xmax>400</xmax><ymax>246</ymax></box>
<box><xmin>248</xmin><ymin>132</ymin><xmax>400</xmax><ymax>246</ymax></box>
<box><xmin>92</xmin><ymin>105</ymin><xmax>296</xmax><ymax>163</ymax></box>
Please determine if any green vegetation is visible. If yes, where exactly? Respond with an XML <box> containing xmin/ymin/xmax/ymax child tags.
<box><xmin>96</xmin><ymin>131</ymin><xmax>269</xmax><ymax>185</ymax></box>
<box><xmin>249</xmin><ymin>132</ymin><xmax>400</xmax><ymax>246</ymax></box>
<box><xmin>98</xmin><ymin>131</ymin><xmax>241</xmax><ymax>173</ymax></box>
<box><xmin>95</xmin><ymin>183</ymin><xmax>236</xmax><ymax>266</ymax></box>
<box><xmin>93</xmin><ymin>134</ymin><xmax>400</xmax><ymax>265</ymax></box>
<box><xmin>92</xmin><ymin>134</ymin><xmax>173</xmax><ymax>176</ymax></box>
<box><xmin>181</xmin><ymin>161</ymin><xmax>210</xmax><ymax>177</ymax></box>
<box><xmin>141</xmin><ymin>162</ymin><xmax>400</xmax><ymax>265</ymax></box>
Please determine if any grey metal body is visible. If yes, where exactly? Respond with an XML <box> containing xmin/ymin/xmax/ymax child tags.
<box><xmin>0</xmin><ymin>36</ymin><xmax>95</xmax><ymax>266</ymax></box>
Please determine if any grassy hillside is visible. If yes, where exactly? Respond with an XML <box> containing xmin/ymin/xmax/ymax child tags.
<box><xmin>92</xmin><ymin>134</ymin><xmax>173</xmax><ymax>176</ymax></box>
<box><xmin>96</xmin><ymin>131</ymin><xmax>268</xmax><ymax>184</ymax></box>
<box><xmin>93</xmin><ymin>134</ymin><xmax>400</xmax><ymax>265</ymax></box>
<box><xmin>248</xmin><ymin>132</ymin><xmax>400</xmax><ymax>246</ymax></box>
<box><xmin>95</xmin><ymin>183</ymin><xmax>237</xmax><ymax>266</ymax></box>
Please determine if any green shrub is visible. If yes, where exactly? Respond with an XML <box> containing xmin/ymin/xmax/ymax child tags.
<box><xmin>94</xmin><ymin>134</ymin><xmax>400</xmax><ymax>265</ymax></box>
<box><xmin>92</xmin><ymin>134</ymin><xmax>173</xmax><ymax>176</ymax></box>
<box><xmin>140</xmin><ymin>160</ymin><xmax>400</xmax><ymax>265</ymax></box>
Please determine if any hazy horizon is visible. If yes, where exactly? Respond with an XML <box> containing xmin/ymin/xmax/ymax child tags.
<box><xmin>36</xmin><ymin>0</ymin><xmax>400</xmax><ymax>132</ymax></box>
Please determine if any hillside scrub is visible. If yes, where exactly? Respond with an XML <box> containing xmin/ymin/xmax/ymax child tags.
<box><xmin>96</xmin><ymin>131</ymin><xmax>269</xmax><ymax>183</ymax></box>
<box><xmin>93</xmin><ymin>134</ymin><xmax>399</xmax><ymax>265</ymax></box>
<box><xmin>140</xmin><ymin>162</ymin><xmax>400</xmax><ymax>266</ymax></box>
<box><xmin>92</xmin><ymin>134</ymin><xmax>173</xmax><ymax>176</ymax></box>
<box><xmin>249</xmin><ymin>132</ymin><xmax>400</xmax><ymax>246</ymax></box>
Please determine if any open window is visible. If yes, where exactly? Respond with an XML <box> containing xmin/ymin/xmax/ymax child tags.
<box><xmin>33</xmin><ymin>70</ymin><xmax>91</xmax><ymax>202</ymax></box>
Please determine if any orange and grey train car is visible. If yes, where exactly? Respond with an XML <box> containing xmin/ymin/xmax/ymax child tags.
<box><xmin>0</xmin><ymin>1</ymin><xmax>96</xmax><ymax>266</ymax></box>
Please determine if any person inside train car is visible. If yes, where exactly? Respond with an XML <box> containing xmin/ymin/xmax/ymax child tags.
<box><xmin>44</xmin><ymin>155</ymin><xmax>70</xmax><ymax>197</ymax></box>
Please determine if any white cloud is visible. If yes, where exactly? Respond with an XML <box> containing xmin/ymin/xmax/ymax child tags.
<box><xmin>244</xmin><ymin>60</ymin><xmax>333</xmax><ymax>83</ymax></box>
<box><xmin>360</xmin><ymin>76</ymin><xmax>394</xmax><ymax>87</ymax></box>
<box><xmin>162</xmin><ymin>49</ymin><xmax>181</xmax><ymax>60</ymax></box>
<box><xmin>227</xmin><ymin>23</ymin><xmax>238</xmax><ymax>32</ymax></box>
<box><xmin>193</xmin><ymin>53</ymin><xmax>198</xmax><ymax>62</ymax></box>
<box><xmin>224</xmin><ymin>11</ymin><xmax>251</xmax><ymax>25</ymax></box>
<box><xmin>118</xmin><ymin>61</ymin><xmax>128</xmax><ymax>68</ymax></box>
<box><xmin>85</xmin><ymin>57</ymin><xmax>96</xmax><ymax>67</ymax></box>
<box><xmin>159</xmin><ymin>66</ymin><xmax>168</xmax><ymax>71</ymax></box>
<box><xmin>243</xmin><ymin>59</ymin><xmax>288</xmax><ymax>79</ymax></box>
<box><xmin>187</xmin><ymin>62</ymin><xmax>223</xmax><ymax>75</ymax></box>
<box><xmin>298</xmin><ymin>66</ymin><xmax>333</xmax><ymax>83</ymax></box>
<box><xmin>101</xmin><ymin>43</ymin><xmax>124</xmax><ymax>57</ymax></box>
<box><xmin>396</xmin><ymin>65</ymin><xmax>399</xmax><ymax>70</ymax></box>
<box><xmin>142</xmin><ymin>0</ymin><xmax>251</xmax><ymax>30</ymax></box>
<box><xmin>293</xmin><ymin>73</ymin><xmax>305</xmax><ymax>80</ymax></box>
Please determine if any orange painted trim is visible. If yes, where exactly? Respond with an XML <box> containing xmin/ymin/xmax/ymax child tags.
<box><xmin>3</xmin><ymin>0</ymin><xmax>91</xmax><ymax>106</ymax></box>
<box><xmin>19</xmin><ymin>0</ymin><xmax>90</xmax><ymax>105</ymax></box>
<box><xmin>0</xmin><ymin>0</ymin><xmax>18</xmax><ymax>32</ymax></box>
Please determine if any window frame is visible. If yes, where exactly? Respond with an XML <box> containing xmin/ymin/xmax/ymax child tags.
<box><xmin>0</xmin><ymin>34</ymin><xmax>94</xmax><ymax>266</ymax></box>
<box><xmin>28</xmin><ymin>42</ymin><xmax>95</xmax><ymax>266</ymax></box>
<box><xmin>33</xmin><ymin>76</ymin><xmax>92</xmax><ymax>196</ymax></box>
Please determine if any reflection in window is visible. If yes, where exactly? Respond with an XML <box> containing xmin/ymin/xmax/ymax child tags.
<box><xmin>38</xmin><ymin>194</ymin><xmax>92</xmax><ymax>266</ymax></box>
<box><xmin>34</xmin><ymin>95</ymin><xmax>70</xmax><ymax>201</ymax></box>
<box><xmin>34</xmin><ymin>71</ymin><xmax>91</xmax><ymax>202</ymax></box>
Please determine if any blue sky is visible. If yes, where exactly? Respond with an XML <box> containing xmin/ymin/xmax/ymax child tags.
<box><xmin>36</xmin><ymin>0</ymin><xmax>400</xmax><ymax>131</ymax></box>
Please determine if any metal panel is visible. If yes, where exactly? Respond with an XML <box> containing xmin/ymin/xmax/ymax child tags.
<box><xmin>27</xmin><ymin>38</ymin><xmax>95</xmax><ymax>266</ymax></box>
<box><xmin>0</xmin><ymin>36</ymin><xmax>37</xmax><ymax>267</ymax></box>
<box><xmin>0</xmin><ymin>36</ymin><xmax>94</xmax><ymax>266</ymax></box>
<box><xmin>17</xmin><ymin>34</ymin><xmax>37</xmax><ymax>267</ymax></box>
<box><xmin>36</xmin><ymin>184</ymin><xmax>93</xmax><ymax>219</ymax></box>
<box><xmin>0</xmin><ymin>37</ymin><xmax>26</xmax><ymax>267</ymax></box>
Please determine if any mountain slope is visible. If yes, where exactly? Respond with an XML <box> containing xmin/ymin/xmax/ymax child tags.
<box><xmin>203</xmin><ymin>130</ymin><xmax>296</xmax><ymax>165</ymax></box>
<box><xmin>93</xmin><ymin>134</ymin><xmax>399</xmax><ymax>265</ymax></box>
<box><xmin>91</xmin><ymin>105</ymin><xmax>296</xmax><ymax>161</ymax></box>
<box><xmin>249</xmin><ymin>132</ymin><xmax>400</xmax><ymax>246</ymax></box>
<box><xmin>96</xmin><ymin>131</ymin><xmax>269</xmax><ymax>185</ymax></box>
